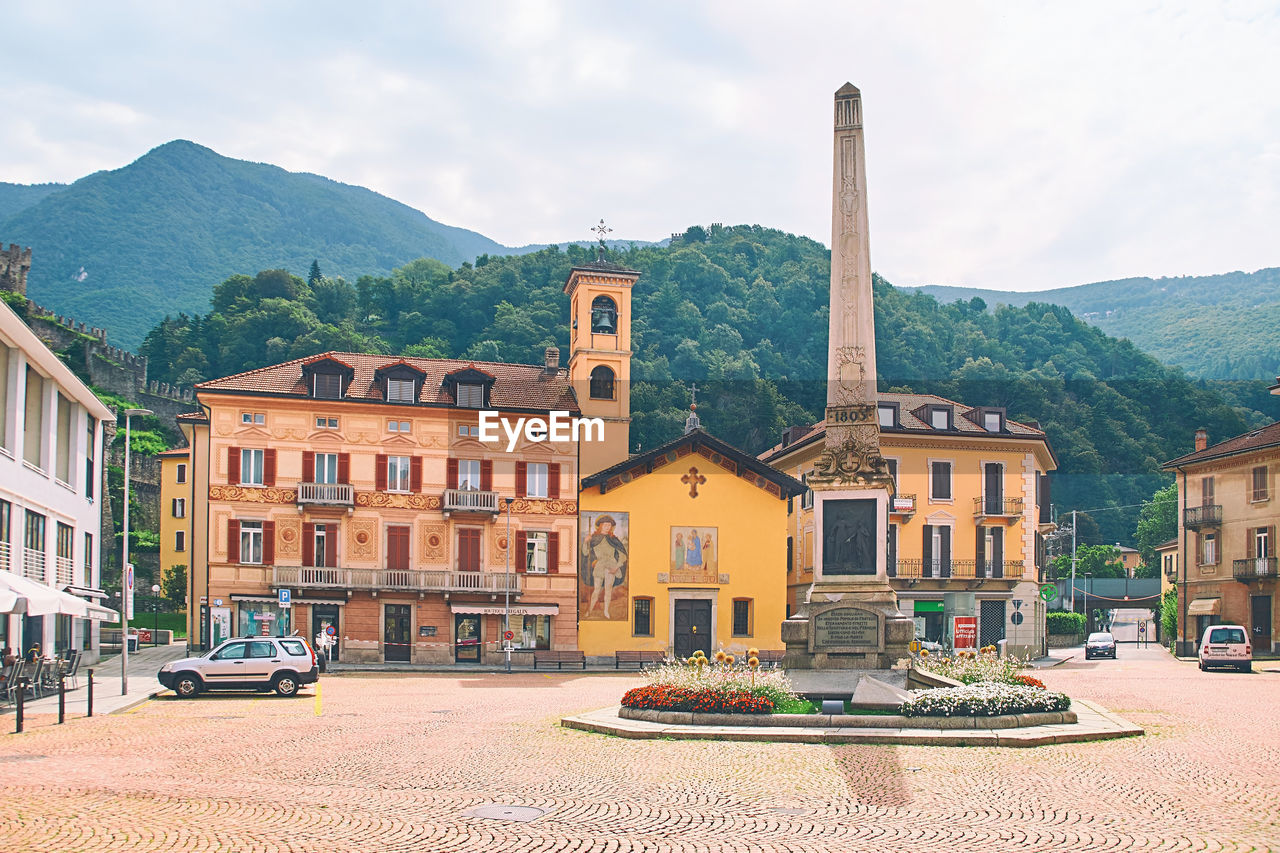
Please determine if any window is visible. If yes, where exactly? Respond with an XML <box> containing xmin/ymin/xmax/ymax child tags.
<box><xmin>1252</xmin><ymin>466</ymin><xmax>1269</xmax><ymax>502</ymax></box>
<box><xmin>732</xmin><ymin>599</ymin><xmax>753</xmax><ymax>637</ymax></box>
<box><xmin>514</xmin><ymin>614</ymin><xmax>552</xmax><ymax>650</ymax></box>
<box><xmin>55</xmin><ymin>521</ymin><xmax>73</xmax><ymax>584</ymax></box>
<box><xmin>524</xmin><ymin>531</ymin><xmax>549</xmax><ymax>574</ymax></box>
<box><xmin>885</xmin><ymin>458</ymin><xmax>899</xmax><ymax>490</ymax></box>
<box><xmin>1201</xmin><ymin>531</ymin><xmax>1217</xmax><ymax>565</ymax></box>
<box><xmin>315</xmin><ymin>416</ymin><xmax>339</xmax><ymax>430</ymax></box>
<box><xmin>589</xmin><ymin>365</ymin><xmax>615</xmax><ymax>400</ymax></box>
<box><xmin>457</xmin><ymin>459</ymin><xmax>482</xmax><ymax>490</ymax></box>
<box><xmin>456</xmin><ymin>527</ymin><xmax>482</xmax><ymax>572</ymax></box>
<box><xmin>877</xmin><ymin>404</ymin><xmax>897</xmax><ymax>428</ymax></box>
<box><xmin>456</xmin><ymin>383</ymin><xmax>484</xmax><ymax>408</ymax></box>
<box><xmin>1201</xmin><ymin>476</ymin><xmax>1215</xmax><ymax>506</ymax></box>
<box><xmin>176</xmin><ymin>463</ymin><xmax>187</xmax><ymax>484</ymax></box>
<box><xmin>85</xmin><ymin>416</ymin><xmax>96</xmax><ymax>498</ymax></box>
<box><xmin>83</xmin><ymin>532</ymin><xmax>93</xmax><ymax>584</ymax></box>
<box><xmin>240</xmin><ymin>448</ymin><xmax>265</xmax><ymax>486</ymax></box>
<box><xmin>633</xmin><ymin>597</ymin><xmax>653</xmax><ymax>637</ymax></box>
<box><xmin>591</xmin><ymin>295</ymin><xmax>618</xmax><ymax>333</ymax></box>
<box><xmin>310</xmin><ymin>523</ymin><xmax>332</xmax><ymax>567</ymax></box>
<box><xmin>55</xmin><ymin>393</ymin><xmax>73</xmax><ymax>483</ymax></box>
<box><xmin>930</xmin><ymin>460</ymin><xmax>953</xmax><ymax>501</ymax></box>
<box><xmin>240</xmin><ymin>521</ymin><xmax>264</xmax><ymax>565</ymax></box>
<box><xmin>241</xmin><ymin>412</ymin><xmax>265</xmax><ymax>425</ymax></box>
<box><xmin>172</xmin><ymin>498</ymin><xmax>186</xmax><ymax>518</ymax></box>
<box><xmin>801</xmin><ymin>473</ymin><xmax>813</xmax><ymax>510</ymax></box>
<box><xmin>1255</xmin><ymin>527</ymin><xmax>1271</xmax><ymax>560</ymax></box>
<box><xmin>787</xmin><ymin>536</ymin><xmax>793</xmax><ymax>572</ymax></box>
<box><xmin>0</xmin><ymin>499</ymin><xmax>10</xmax><ymax>547</ymax></box>
<box><xmin>387</xmin><ymin>420</ymin><xmax>412</xmax><ymax>433</ymax></box>
<box><xmin>175</xmin><ymin>530</ymin><xmax>186</xmax><ymax>552</ymax></box>
<box><xmin>24</xmin><ymin>367</ymin><xmax>44</xmax><ymax>468</ymax></box>
<box><xmin>929</xmin><ymin>407</ymin><xmax>951</xmax><ymax>430</ymax></box>
<box><xmin>313</xmin><ymin>373</ymin><xmax>343</xmax><ymax>399</ymax></box>
<box><xmin>526</xmin><ymin>462</ymin><xmax>548</xmax><ymax>498</ymax></box>
<box><xmin>215</xmin><ymin>641</ymin><xmax>248</xmax><ymax>660</ymax></box>
<box><xmin>315</xmin><ymin>453</ymin><xmax>339</xmax><ymax>484</ymax></box>
<box><xmin>24</xmin><ymin>510</ymin><xmax>45</xmax><ymax>557</ymax></box>
<box><xmin>386</xmin><ymin>378</ymin><xmax>416</xmax><ymax>403</ymax></box>
<box><xmin>387</xmin><ymin>455</ymin><xmax>411</xmax><ymax>492</ymax></box>
<box><xmin>457</xmin><ymin>424</ymin><xmax>480</xmax><ymax>438</ymax></box>
<box><xmin>983</xmin><ymin>410</ymin><xmax>1003</xmax><ymax>432</ymax></box>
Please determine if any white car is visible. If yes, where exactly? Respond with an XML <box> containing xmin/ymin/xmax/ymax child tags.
<box><xmin>1198</xmin><ymin>624</ymin><xmax>1252</xmax><ymax>673</ymax></box>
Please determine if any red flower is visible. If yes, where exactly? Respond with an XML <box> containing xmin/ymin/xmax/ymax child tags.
<box><xmin>622</xmin><ymin>685</ymin><xmax>773</xmax><ymax>714</ymax></box>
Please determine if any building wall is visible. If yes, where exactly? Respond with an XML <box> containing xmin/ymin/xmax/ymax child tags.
<box><xmin>159</xmin><ymin>453</ymin><xmax>191</xmax><ymax>587</ymax></box>
<box><xmin>578</xmin><ymin>453</ymin><xmax>789</xmax><ymax>658</ymax></box>
<box><xmin>566</xmin><ymin>268</ymin><xmax>635</xmax><ymax>477</ymax></box>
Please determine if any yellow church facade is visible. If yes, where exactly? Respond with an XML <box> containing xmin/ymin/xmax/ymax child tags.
<box><xmin>577</xmin><ymin>428</ymin><xmax>804</xmax><ymax>661</ymax></box>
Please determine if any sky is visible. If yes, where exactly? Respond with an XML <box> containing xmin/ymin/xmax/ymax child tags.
<box><xmin>3</xmin><ymin>0</ymin><xmax>1278</xmax><ymax>293</ymax></box>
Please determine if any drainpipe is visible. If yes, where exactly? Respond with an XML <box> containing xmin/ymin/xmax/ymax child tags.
<box><xmin>1176</xmin><ymin>464</ymin><xmax>1187</xmax><ymax>657</ymax></box>
<box><xmin>199</xmin><ymin>399</ymin><xmax>212</xmax><ymax>652</ymax></box>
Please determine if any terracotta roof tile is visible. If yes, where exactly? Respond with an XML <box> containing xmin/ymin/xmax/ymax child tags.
<box><xmin>1163</xmin><ymin>420</ymin><xmax>1280</xmax><ymax>468</ymax></box>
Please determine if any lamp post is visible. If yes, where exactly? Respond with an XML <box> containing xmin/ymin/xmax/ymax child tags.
<box><xmin>120</xmin><ymin>407</ymin><xmax>154</xmax><ymax>695</ymax></box>
<box><xmin>504</xmin><ymin>496</ymin><xmax>514</xmax><ymax>674</ymax></box>
<box><xmin>151</xmin><ymin>584</ymin><xmax>161</xmax><ymax>647</ymax></box>
<box><xmin>1084</xmin><ymin>572</ymin><xmax>1093</xmax><ymax>635</ymax></box>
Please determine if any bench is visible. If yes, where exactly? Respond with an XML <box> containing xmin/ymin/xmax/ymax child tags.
<box><xmin>615</xmin><ymin>650</ymin><xmax>665</xmax><ymax>670</ymax></box>
<box><xmin>532</xmin><ymin>650</ymin><xmax>586</xmax><ymax>670</ymax></box>
<box><xmin>754</xmin><ymin>650</ymin><xmax>785</xmax><ymax>667</ymax></box>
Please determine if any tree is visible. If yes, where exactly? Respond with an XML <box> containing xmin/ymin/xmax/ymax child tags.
<box><xmin>1050</xmin><ymin>544</ymin><xmax>1126</xmax><ymax>580</ymax></box>
<box><xmin>163</xmin><ymin>565</ymin><xmax>188</xmax><ymax>608</ymax></box>
<box><xmin>308</xmin><ymin>259</ymin><xmax>323</xmax><ymax>287</ymax></box>
<box><xmin>1133</xmin><ymin>483</ymin><xmax>1177</xmax><ymax>574</ymax></box>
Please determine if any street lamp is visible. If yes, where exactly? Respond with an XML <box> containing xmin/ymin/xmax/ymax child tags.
<box><xmin>120</xmin><ymin>407</ymin><xmax>154</xmax><ymax>695</ymax></box>
<box><xmin>151</xmin><ymin>583</ymin><xmax>161</xmax><ymax>647</ymax></box>
<box><xmin>1084</xmin><ymin>572</ymin><xmax>1093</xmax><ymax>635</ymax></box>
<box><xmin>504</xmin><ymin>496</ymin><xmax>514</xmax><ymax>674</ymax></box>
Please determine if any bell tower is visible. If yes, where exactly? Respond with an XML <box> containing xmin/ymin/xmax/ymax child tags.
<box><xmin>565</xmin><ymin>238</ymin><xmax>638</xmax><ymax>477</ymax></box>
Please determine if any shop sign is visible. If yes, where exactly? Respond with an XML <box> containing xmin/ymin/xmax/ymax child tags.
<box><xmin>953</xmin><ymin>616</ymin><xmax>978</xmax><ymax>649</ymax></box>
<box><xmin>419</xmin><ymin>626</ymin><xmax>437</xmax><ymax>637</ymax></box>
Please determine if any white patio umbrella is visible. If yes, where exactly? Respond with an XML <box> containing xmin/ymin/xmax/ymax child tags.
<box><xmin>0</xmin><ymin>569</ymin><xmax>64</xmax><ymax>616</ymax></box>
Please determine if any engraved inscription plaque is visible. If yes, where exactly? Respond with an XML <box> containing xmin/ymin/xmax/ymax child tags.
<box><xmin>814</xmin><ymin>608</ymin><xmax>881</xmax><ymax>649</ymax></box>
<box><xmin>822</xmin><ymin>498</ymin><xmax>876</xmax><ymax>575</ymax></box>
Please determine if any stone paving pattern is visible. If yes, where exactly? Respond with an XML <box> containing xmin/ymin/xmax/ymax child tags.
<box><xmin>1</xmin><ymin>645</ymin><xmax>1277</xmax><ymax>851</ymax></box>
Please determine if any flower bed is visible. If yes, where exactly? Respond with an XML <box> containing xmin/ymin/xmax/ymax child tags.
<box><xmin>621</xmin><ymin>685</ymin><xmax>774</xmax><ymax>714</ymax></box>
<box><xmin>626</xmin><ymin>651</ymin><xmax>800</xmax><ymax>713</ymax></box>
<box><xmin>899</xmin><ymin>682</ymin><xmax>1071</xmax><ymax>718</ymax></box>
<box><xmin>913</xmin><ymin>647</ymin><xmax>1028</xmax><ymax>685</ymax></box>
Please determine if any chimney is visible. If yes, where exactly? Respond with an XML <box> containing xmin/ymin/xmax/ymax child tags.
<box><xmin>544</xmin><ymin>347</ymin><xmax>559</xmax><ymax>372</ymax></box>
<box><xmin>1194</xmin><ymin>427</ymin><xmax>1208</xmax><ymax>452</ymax></box>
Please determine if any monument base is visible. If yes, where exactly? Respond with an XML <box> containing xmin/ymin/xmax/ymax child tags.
<box><xmin>781</xmin><ymin>579</ymin><xmax>913</xmax><ymax>671</ymax></box>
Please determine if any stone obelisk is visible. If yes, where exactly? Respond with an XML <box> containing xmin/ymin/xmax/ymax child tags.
<box><xmin>781</xmin><ymin>84</ymin><xmax>913</xmax><ymax>671</ymax></box>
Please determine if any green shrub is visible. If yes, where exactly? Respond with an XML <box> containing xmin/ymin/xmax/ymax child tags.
<box><xmin>1047</xmin><ymin>610</ymin><xmax>1086</xmax><ymax>635</ymax></box>
<box><xmin>1161</xmin><ymin>587</ymin><xmax>1178</xmax><ymax>645</ymax></box>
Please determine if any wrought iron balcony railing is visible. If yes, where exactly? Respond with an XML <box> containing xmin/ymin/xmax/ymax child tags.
<box><xmin>1233</xmin><ymin>556</ymin><xmax>1277</xmax><ymax>581</ymax></box>
<box><xmin>1183</xmin><ymin>504</ymin><xmax>1222</xmax><ymax>528</ymax></box>
<box><xmin>973</xmin><ymin>497</ymin><xmax>1024</xmax><ymax>517</ymax></box>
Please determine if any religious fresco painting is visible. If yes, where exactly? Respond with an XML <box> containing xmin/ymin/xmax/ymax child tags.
<box><xmin>579</xmin><ymin>511</ymin><xmax>629</xmax><ymax>621</ymax></box>
<box><xmin>669</xmin><ymin>526</ymin><xmax>718</xmax><ymax>583</ymax></box>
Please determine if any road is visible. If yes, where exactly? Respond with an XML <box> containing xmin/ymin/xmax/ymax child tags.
<box><xmin>1</xmin><ymin>645</ymin><xmax>1276</xmax><ymax>852</ymax></box>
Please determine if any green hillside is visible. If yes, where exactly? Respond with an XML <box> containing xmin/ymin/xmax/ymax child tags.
<box><xmin>912</xmin><ymin>268</ymin><xmax>1280</xmax><ymax>380</ymax></box>
<box><xmin>140</xmin><ymin>226</ymin><xmax>1276</xmax><ymax>543</ymax></box>
<box><xmin>0</xmin><ymin>141</ymin><xmax>524</xmax><ymax>347</ymax></box>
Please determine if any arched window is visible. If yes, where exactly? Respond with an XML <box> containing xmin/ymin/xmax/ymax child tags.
<box><xmin>591</xmin><ymin>295</ymin><xmax>618</xmax><ymax>334</ymax></box>
<box><xmin>589</xmin><ymin>365</ymin><xmax>615</xmax><ymax>400</ymax></box>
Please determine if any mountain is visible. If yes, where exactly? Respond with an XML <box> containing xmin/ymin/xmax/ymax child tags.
<box><xmin>0</xmin><ymin>141</ymin><xmax>537</xmax><ymax>347</ymax></box>
<box><xmin>138</xmin><ymin>227</ymin><xmax>1278</xmax><ymax>544</ymax></box>
<box><xmin>909</xmin><ymin>268</ymin><xmax>1280</xmax><ymax>381</ymax></box>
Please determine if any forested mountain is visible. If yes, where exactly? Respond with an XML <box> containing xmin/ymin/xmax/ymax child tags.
<box><xmin>0</xmin><ymin>141</ymin><xmax>543</xmax><ymax>347</ymax></box>
<box><xmin>140</xmin><ymin>225</ymin><xmax>1274</xmax><ymax>543</ymax></box>
<box><xmin>912</xmin><ymin>267</ymin><xmax>1280</xmax><ymax>381</ymax></box>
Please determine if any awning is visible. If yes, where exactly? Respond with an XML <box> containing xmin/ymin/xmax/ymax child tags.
<box><xmin>64</xmin><ymin>585</ymin><xmax>110</xmax><ymax>600</ymax></box>
<box><xmin>0</xmin><ymin>570</ymin><xmax>88</xmax><ymax>617</ymax></box>
<box><xmin>1187</xmin><ymin>598</ymin><xmax>1220</xmax><ymax>616</ymax></box>
<box><xmin>450</xmin><ymin>604</ymin><xmax>559</xmax><ymax>616</ymax></box>
<box><xmin>230</xmin><ymin>595</ymin><xmax>346</xmax><ymax>606</ymax></box>
<box><xmin>86</xmin><ymin>601</ymin><xmax>120</xmax><ymax>622</ymax></box>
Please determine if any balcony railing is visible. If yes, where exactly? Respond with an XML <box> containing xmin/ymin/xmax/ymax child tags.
<box><xmin>890</xmin><ymin>494</ymin><xmax>917</xmax><ymax>516</ymax></box>
<box><xmin>1233</xmin><ymin>557</ymin><xmax>1278</xmax><ymax>581</ymax></box>
<box><xmin>1183</xmin><ymin>504</ymin><xmax>1222</xmax><ymax>528</ymax></box>
<box><xmin>889</xmin><ymin>559</ymin><xmax>1013</xmax><ymax>581</ymax></box>
<box><xmin>297</xmin><ymin>482</ymin><xmax>354</xmax><ymax>507</ymax></box>
<box><xmin>973</xmin><ymin>496</ymin><xmax>1024</xmax><ymax>517</ymax></box>
<box><xmin>55</xmin><ymin>556</ymin><xmax>75</xmax><ymax>586</ymax></box>
<box><xmin>23</xmin><ymin>548</ymin><xmax>46</xmax><ymax>582</ymax></box>
<box><xmin>0</xmin><ymin>540</ymin><xmax>10</xmax><ymax>574</ymax></box>
<box><xmin>443</xmin><ymin>488</ymin><xmax>500</xmax><ymax>515</ymax></box>
<box><xmin>273</xmin><ymin>565</ymin><xmax>521</xmax><ymax>594</ymax></box>
<box><xmin>975</xmin><ymin>559</ymin><xmax>1006</xmax><ymax>579</ymax></box>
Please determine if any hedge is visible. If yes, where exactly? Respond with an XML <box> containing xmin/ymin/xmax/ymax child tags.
<box><xmin>1046</xmin><ymin>610</ymin><xmax>1086</xmax><ymax>634</ymax></box>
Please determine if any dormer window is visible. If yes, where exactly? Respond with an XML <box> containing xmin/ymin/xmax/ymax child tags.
<box><xmin>591</xmin><ymin>295</ymin><xmax>618</xmax><ymax>334</ymax></box>
<box><xmin>302</xmin><ymin>355</ymin><xmax>355</xmax><ymax>400</ymax></box>
<box><xmin>374</xmin><ymin>360</ymin><xmax>426</xmax><ymax>405</ymax></box>
<box><xmin>387</xmin><ymin>378</ymin><xmax>416</xmax><ymax>403</ymax></box>
<box><xmin>457</xmin><ymin>383</ymin><xmax>484</xmax><ymax>408</ymax></box>
<box><xmin>313</xmin><ymin>373</ymin><xmax>343</xmax><ymax>399</ymax></box>
<box><xmin>982</xmin><ymin>409</ymin><xmax>1004</xmax><ymax>432</ymax></box>
<box><xmin>443</xmin><ymin>365</ymin><xmax>495</xmax><ymax>409</ymax></box>
<box><xmin>877</xmin><ymin>404</ymin><xmax>898</xmax><ymax>429</ymax></box>
<box><xmin>929</xmin><ymin>407</ymin><xmax>952</xmax><ymax>430</ymax></box>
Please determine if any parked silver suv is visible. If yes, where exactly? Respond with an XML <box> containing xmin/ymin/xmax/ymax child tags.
<box><xmin>158</xmin><ymin>637</ymin><xmax>319</xmax><ymax>698</ymax></box>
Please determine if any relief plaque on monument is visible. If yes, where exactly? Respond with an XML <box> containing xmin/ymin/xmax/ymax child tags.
<box><xmin>813</xmin><ymin>607</ymin><xmax>882</xmax><ymax>650</ymax></box>
<box><xmin>821</xmin><ymin>498</ymin><xmax>876</xmax><ymax>575</ymax></box>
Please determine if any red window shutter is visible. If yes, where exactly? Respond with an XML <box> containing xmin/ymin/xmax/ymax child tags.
<box><xmin>229</xmin><ymin>447</ymin><xmax>241</xmax><ymax>485</ymax></box>
<box><xmin>447</xmin><ymin>458</ymin><xmax>458</xmax><ymax>490</ymax></box>
<box><xmin>480</xmin><ymin>459</ymin><xmax>493</xmax><ymax>491</ymax></box>
<box><xmin>263</xmin><ymin>521</ymin><xmax>275</xmax><ymax>565</ymax></box>
<box><xmin>548</xmin><ymin>531</ymin><xmax>560</xmax><ymax>571</ymax></box>
<box><xmin>302</xmin><ymin>523</ymin><xmax>315</xmax><ymax>566</ymax></box>
<box><xmin>515</xmin><ymin>531</ymin><xmax>528</xmax><ymax>572</ymax></box>
<box><xmin>516</xmin><ymin>461</ymin><xmax>527</xmax><ymax>497</ymax></box>
<box><xmin>302</xmin><ymin>451</ymin><xmax>315</xmax><ymax>482</ymax></box>
<box><xmin>375</xmin><ymin>454</ymin><xmax>388</xmax><ymax>491</ymax></box>
<box><xmin>227</xmin><ymin>519</ymin><xmax>240</xmax><ymax>564</ymax></box>
<box><xmin>548</xmin><ymin>464</ymin><xmax>561</xmax><ymax>499</ymax></box>
<box><xmin>410</xmin><ymin>456</ymin><xmax>423</xmax><ymax>492</ymax></box>
<box><xmin>338</xmin><ymin>453</ymin><xmax>350</xmax><ymax>484</ymax></box>
<box><xmin>264</xmin><ymin>449</ymin><xmax>277</xmax><ymax>487</ymax></box>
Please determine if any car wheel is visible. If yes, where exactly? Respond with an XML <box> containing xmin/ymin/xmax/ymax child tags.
<box><xmin>1241</xmin><ymin>662</ymin><xmax>1252</xmax><ymax>673</ymax></box>
<box><xmin>274</xmin><ymin>674</ymin><xmax>299</xmax><ymax>697</ymax></box>
<box><xmin>174</xmin><ymin>674</ymin><xmax>201</xmax><ymax>698</ymax></box>
<box><xmin>1198</xmin><ymin>660</ymin><xmax>1206</xmax><ymax>671</ymax></box>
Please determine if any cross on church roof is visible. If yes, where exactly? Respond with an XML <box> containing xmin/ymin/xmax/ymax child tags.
<box><xmin>591</xmin><ymin>218</ymin><xmax>613</xmax><ymax>262</ymax></box>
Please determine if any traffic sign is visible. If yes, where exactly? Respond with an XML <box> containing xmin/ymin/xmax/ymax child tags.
<box><xmin>1138</xmin><ymin>622</ymin><xmax>1147</xmax><ymax>633</ymax></box>
<box><xmin>125</xmin><ymin>563</ymin><xmax>135</xmax><ymax>620</ymax></box>
<box><xmin>1011</xmin><ymin>612</ymin><xmax>1024</xmax><ymax>626</ymax></box>
<box><xmin>1039</xmin><ymin>584</ymin><xmax>1057</xmax><ymax>602</ymax></box>
<box><xmin>503</xmin><ymin>630</ymin><xmax>515</xmax><ymax>641</ymax></box>
<box><xmin>326</xmin><ymin>625</ymin><xmax>336</xmax><ymax>636</ymax></box>
<box><xmin>278</xmin><ymin>588</ymin><xmax>292</xmax><ymax>609</ymax></box>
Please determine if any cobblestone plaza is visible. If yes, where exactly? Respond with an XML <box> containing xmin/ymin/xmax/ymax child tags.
<box><xmin>2</xmin><ymin>646</ymin><xmax>1277</xmax><ymax>852</ymax></box>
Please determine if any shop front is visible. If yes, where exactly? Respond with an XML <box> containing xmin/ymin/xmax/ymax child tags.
<box><xmin>233</xmin><ymin>597</ymin><xmax>293</xmax><ymax>637</ymax></box>
<box><xmin>449</xmin><ymin>603</ymin><xmax>559</xmax><ymax>664</ymax></box>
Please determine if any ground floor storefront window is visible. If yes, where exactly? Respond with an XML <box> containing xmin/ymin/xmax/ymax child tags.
<box><xmin>514</xmin><ymin>615</ymin><xmax>551</xmax><ymax>650</ymax></box>
<box><xmin>238</xmin><ymin>602</ymin><xmax>292</xmax><ymax>637</ymax></box>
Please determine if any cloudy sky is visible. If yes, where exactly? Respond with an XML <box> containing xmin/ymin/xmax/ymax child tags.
<box><xmin>3</xmin><ymin>1</ymin><xmax>1278</xmax><ymax>292</ymax></box>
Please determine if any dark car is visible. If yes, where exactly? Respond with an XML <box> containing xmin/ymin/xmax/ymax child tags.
<box><xmin>1084</xmin><ymin>632</ymin><xmax>1117</xmax><ymax>660</ymax></box>
<box><xmin>158</xmin><ymin>637</ymin><xmax>319</xmax><ymax>698</ymax></box>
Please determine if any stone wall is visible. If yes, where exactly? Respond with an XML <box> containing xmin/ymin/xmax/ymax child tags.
<box><xmin>0</xmin><ymin>243</ymin><xmax>32</xmax><ymax>296</ymax></box>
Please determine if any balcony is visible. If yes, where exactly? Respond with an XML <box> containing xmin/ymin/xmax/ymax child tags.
<box><xmin>1183</xmin><ymin>504</ymin><xmax>1222</xmax><ymax>528</ymax></box>
<box><xmin>23</xmin><ymin>548</ymin><xmax>45</xmax><ymax>582</ymax></box>
<box><xmin>55</xmin><ymin>556</ymin><xmax>75</xmax><ymax>587</ymax></box>
<box><xmin>890</xmin><ymin>494</ymin><xmax>917</xmax><ymax>519</ymax></box>
<box><xmin>0</xmin><ymin>540</ymin><xmax>10</xmax><ymax>574</ymax></box>
<box><xmin>273</xmin><ymin>565</ymin><xmax>521</xmax><ymax>594</ymax></box>
<box><xmin>443</xmin><ymin>488</ymin><xmax>500</xmax><ymax>515</ymax></box>
<box><xmin>1234</xmin><ymin>557</ymin><xmax>1278</xmax><ymax>581</ymax></box>
<box><xmin>297</xmin><ymin>482</ymin><xmax>354</xmax><ymax>508</ymax></box>
<box><xmin>889</xmin><ymin>558</ymin><xmax>1015</xmax><ymax>582</ymax></box>
<box><xmin>973</xmin><ymin>496</ymin><xmax>1024</xmax><ymax>520</ymax></box>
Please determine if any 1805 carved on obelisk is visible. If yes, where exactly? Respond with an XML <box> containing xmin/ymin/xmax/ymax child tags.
<box><xmin>781</xmin><ymin>84</ymin><xmax>914</xmax><ymax>671</ymax></box>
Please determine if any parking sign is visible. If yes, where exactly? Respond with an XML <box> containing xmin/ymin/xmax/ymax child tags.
<box><xmin>278</xmin><ymin>588</ymin><xmax>292</xmax><ymax>609</ymax></box>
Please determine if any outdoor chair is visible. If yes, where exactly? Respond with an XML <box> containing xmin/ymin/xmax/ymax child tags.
<box><xmin>26</xmin><ymin>658</ymin><xmax>45</xmax><ymax>699</ymax></box>
<box><xmin>1</xmin><ymin>660</ymin><xmax>28</xmax><ymax>705</ymax></box>
<box><xmin>64</xmin><ymin>651</ymin><xmax>82</xmax><ymax>690</ymax></box>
